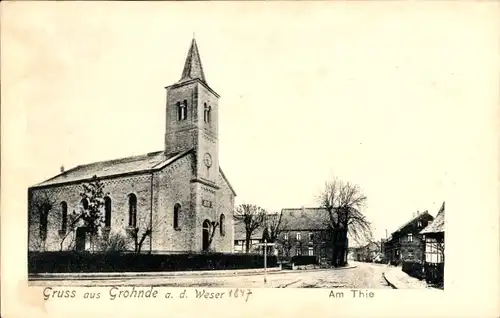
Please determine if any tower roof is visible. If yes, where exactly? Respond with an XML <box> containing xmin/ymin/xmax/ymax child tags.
<box><xmin>178</xmin><ymin>38</ymin><xmax>206</xmax><ymax>84</ymax></box>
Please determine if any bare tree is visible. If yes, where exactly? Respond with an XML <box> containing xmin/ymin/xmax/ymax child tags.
<box><xmin>318</xmin><ymin>177</ymin><xmax>372</xmax><ymax>267</ymax></box>
<box><xmin>234</xmin><ymin>204</ymin><xmax>265</xmax><ymax>253</ymax></box>
<box><xmin>266</xmin><ymin>211</ymin><xmax>287</xmax><ymax>243</ymax></box>
<box><xmin>126</xmin><ymin>215</ymin><xmax>167</xmax><ymax>254</ymax></box>
<box><xmin>263</xmin><ymin>212</ymin><xmax>287</xmax><ymax>256</ymax></box>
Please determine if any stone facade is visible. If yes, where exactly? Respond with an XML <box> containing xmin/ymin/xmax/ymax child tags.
<box><xmin>28</xmin><ymin>38</ymin><xmax>235</xmax><ymax>255</ymax></box>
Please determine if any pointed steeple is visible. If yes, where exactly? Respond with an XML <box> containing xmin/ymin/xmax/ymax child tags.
<box><xmin>179</xmin><ymin>38</ymin><xmax>206</xmax><ymax>84</ymax></box>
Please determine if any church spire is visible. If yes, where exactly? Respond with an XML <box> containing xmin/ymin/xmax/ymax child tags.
<box><xmin>179</xmin><ymin>38</ymin><xmax>206</xmax><ymax>84</ymax></box>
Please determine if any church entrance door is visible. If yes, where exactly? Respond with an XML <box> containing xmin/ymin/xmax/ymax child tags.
<box><xmin>202</xmin><ymin>220</ymin><xmax>210</xmax><ymax>251</ymax></box>
<box><xmin>75</xmin><ymin>227</ymin><xmax>87</xmax><ymax>252</ymax></box>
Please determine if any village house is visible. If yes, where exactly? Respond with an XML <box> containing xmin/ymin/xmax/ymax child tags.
<box><xmin>383</xmin><ymin>211</ymin><xmax>434</xmax><ymax>265</ymax></box>
<box><xmin>349</xmin><ymin>241</ymin><xmax>382</xmax><ymax>262</ymax></box>
<box><xmin>28</xmin><ymin>38</ymin><xmax>236</xmax><ymax>254</ymax></box>
<box><xmin>276</xmin><ymin>207</ymin><xmax>340</xmax><ymax>264</ymax></box>
<box><xmin>420</xmin><ymin>202</ymin><xmax>445</xmax><ymax>287</ymax></box>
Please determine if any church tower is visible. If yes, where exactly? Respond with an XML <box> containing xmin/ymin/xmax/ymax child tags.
<box><xmin>165</xmin><ymin>38</ymin><xmax>220</xmax><ymax>185</ymax></box>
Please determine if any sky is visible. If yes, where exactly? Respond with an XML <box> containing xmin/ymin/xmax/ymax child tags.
<box><xmin>2</xmin><ymin>2</ymin><xmax>498</xmax><ymax>242</ymax></box>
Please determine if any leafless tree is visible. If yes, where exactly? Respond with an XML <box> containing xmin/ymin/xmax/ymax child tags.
<box><xmin>318</xmin><ymin>177</ymin><xmax>372</xmax><ymax>267</ymax></box>
<box><xmin>263</xmin><ymin>212</ymin><xmax>287</xmax><ymax>255</ymax></box>
<box><xmin>127</xmin><ymin>215</ymin><xmax>167</xmax><ymax>254</ymax></box>
<box><xmin>266</xmin><ymin>211</ymin><xmax>287</xmax><ymax>243</ymax></box>
<box><xmin>234</xmin><ymin>204</ymin><xmax>266</xmax><ymax>253</ymax></box>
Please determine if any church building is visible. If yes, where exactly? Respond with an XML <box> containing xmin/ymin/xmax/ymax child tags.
<box><xmin>28</xmin><ymin>38</ymin><xmax>236</xmax><ymax>254</ymax></box>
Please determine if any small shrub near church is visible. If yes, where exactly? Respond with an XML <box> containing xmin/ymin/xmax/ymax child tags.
<box><xmin>291</xmin><ymin>255</ymin><xmax>318</xmax><ymax>265</ymax></box>
<box><xmin>28</xmin><ymin>252</ymin><xmax>278</xmax><ymax>273</ymax></box>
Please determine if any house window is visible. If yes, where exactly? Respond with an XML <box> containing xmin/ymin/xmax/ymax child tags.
<box><xmin>207</xmin><ymin>106</ymin><xmax>212</xmax><ymax>123</ymax></box>
<box><xmin>408</xmin><ymin>233</ymin><xmax>413</xmax><ymax>242</ymax></box>
<box><xmin>296</xmin><ymin>248</ymin><xmax>301</xmax><ymax>256</ymax></box>
<box><xmin>284</xmin><ymin>232</ymin><xmax>289</xmax><ymax>241</ymax></box>
<box><xmin>104</xmin><ymin>196</ymin><xmax>111</xmax><ymax>228</ymax></box>
<box><xmin>60</xmin><ymin>201</ymin><xmax>68</xmax><ymax>233</ymax></box>
<box><xmin>296</xmin><ymin>232</ymin><xmax>301</xmax><ymax>241</ymax></box>
<box><xmin>308</xmin><ymin>247</ymin><xmax>314</xmax><ymax>256</ymax></box>
<box><xmin>309</xmin><ymin>233</ymin><xmax>314</xmax><ymax>241</ymax></box>
<box><xmin>396</xmin><ymin>250</ymin><xmax>399</xmax><ymax>256</ymax></box>
<box><xmin>408</xmin><ymin>249</ymin><xmax>414</xmax><ymax>257</ymax></box>
<box><xmin>219</xmin><ymin>214</ymin><xmax>225</xmax><ymax>236</ymax></box>
<box><xmin>128</xmin><ymin>194</ymin><xmax>137</xmax><ymax>227</ymax></box>
<box><xmin>173</xmin><ymin>204</ymin><xmax>181</xmax><ymax>229</ymax></box>
<box><xmin>417</xmin><ymin>221</ymin><xmax>422</xmax><ymax>227</ymax></box>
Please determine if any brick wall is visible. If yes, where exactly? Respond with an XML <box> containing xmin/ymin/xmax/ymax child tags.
<box><xmin>153</xmin><ymin>153</ymin><xmax>195</xmax><ymax>253</ymax></box>
<box><xmin>28</xmin><ymin>173</ymin><xmax>154</xmax><ymax>252</ymax></box>
<box><xmin>28</xmin><ymin>153</ymin><xmax>235</xmax><ymax>254</ymax></box>
<box><xmin>278</xmin><ymin>230</ymin><xmax>332</xmax><ymax>258</ymax></box>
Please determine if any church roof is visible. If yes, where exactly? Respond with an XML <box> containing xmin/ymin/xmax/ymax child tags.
<box><xmin>178</xmin><ymin>38</ymin><xmax>206</xmax><ymax>84</ymax></box>
<box><xmin>420</xmin><ymin>202</ymin><xmax>445</xmax><ymax>234</ymax></box>
<box><xmin>280</xmin><ymin>207</ymin><xmax>330</xmax><ymax>231</ymax></box>
<box><xmin>32</xmin><ymin>149</ymin><xmax>193</xmax><ymax>189</ymax></box>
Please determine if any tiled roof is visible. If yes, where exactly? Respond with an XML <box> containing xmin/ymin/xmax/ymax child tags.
<box><xmin>391</xmin><ymin>210</ymin><xmax>433</xmax><ymax>235</ymax></box>
<box><xmin>280</xmin><ymin>207</ymin><xmax>330</xmax><ymax>231</ymax></box>
<box><xmin>420</xmin><ymin>202</ymin><xmax>445</xmax><ymax>234</ymax></box>
<box><xmin>32</xmin><ymin>149</ymin><xmax>192</xmax><ymax>188</ymax></box>
<box><xmin>234</xmin><ymin>222</ymin><xmax>264</xmax><ymax>241</ymax></box>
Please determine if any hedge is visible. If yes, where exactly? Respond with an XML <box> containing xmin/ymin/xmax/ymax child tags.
<box><xmin>402</xmin><ymin>261</ymin><xmax>424</xmax><ymax>280</ymax></box>
<box><xmin>28</xmin><ymin>252</ymin><xmax>278</xmax><ymax>273</ymax></box>
<box><xmin>291</xmin><ymin>255</ymin><xmax>318</xmax><ymax>266</ymax></box>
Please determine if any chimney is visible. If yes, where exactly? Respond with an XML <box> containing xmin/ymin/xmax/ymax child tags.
<box><xmin>417</xmin><ymin>210</ymin><xmax>420</xmax><ymax>215</ymax></box>
<box><xmin>60</xmin><ymin>165</ymin><xmax>65</xmax><ymax>173</ymax></box>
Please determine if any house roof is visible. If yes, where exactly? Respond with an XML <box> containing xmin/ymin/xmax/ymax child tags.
<box><xmin>31</xmin><ymin>149</ymin><xmax>193</xmax><ymax>189</ymax></box>
<box><xmin>234</xmin><ymin>222</ymin><xmax>264</xmax><ymax>241</ymax></box>
<box><xmin>391</xmin><ymin>210</ymin><xmax>434</xmax><ymax>235</ymax></box>
<box><xmin>280</xmin><ymin>207</ymin><xmax>330</xmax><ymax>231</ymax></box>
<box><xmin>420</xmin><ymin>202</ymin><xmax>445</xmax><ymax>234</ymax></box>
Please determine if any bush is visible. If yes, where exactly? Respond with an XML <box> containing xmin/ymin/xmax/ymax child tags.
<box><xmin>99</xmin><ymin>233</ymin><xmax>128</xmax><ymax>253</ymax></box>
<box><xmin>28</xmin><ymin>251</ymin><xmax>278</xmax><ymax>273</ymax></box>
<box><xmin>402</xmin><ymin>261</ymin><xmax>424</xmax><ymax>279</ymax></box>
<box><xmin>424</xmin><ymin>263</ymin><xmax>444</xmax><ymax>287</ymax></box>
<box><xmin>291</xmin><ymin>255</ymin><xmax>318</xmax><ymax>266</ymax></box>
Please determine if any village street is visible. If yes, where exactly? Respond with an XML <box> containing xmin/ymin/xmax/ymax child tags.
<box><xmin>30</xmin><ymin>262</ymin><xmax>393</xmax><ymax>289</ymax></box>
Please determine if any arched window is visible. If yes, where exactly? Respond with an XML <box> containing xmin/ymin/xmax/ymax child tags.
<box><xmin>207</xmin><ymin>106</ymin><xmax>212</xmax><ymax>123</ymax></box>
<box><xmin>80</xmin><ymin>198</ymin><xmax>89</xmax><ymax>210</ymax></box>
<box><xmin>61</xmin><ymin>201</ymin><xmax>68</xmax><ymax>233</ymax></box>
<box><xmin>219</xmin><ymin>214</ymin><xmax>225</xmax><ymax>236</ymax></box>
<box><xmin>40</xmin><ymin>204</ymin><xmax>50</xmax><ymax>240</ymax></box>
<box><xmin>104</xmin><ymin>196</ymin><xmax>112</xmax><ymax>228</ymax></box>
<box><xmin>204</xmin><ymin>103</ymin><xmax>208</xmax><ymax>123</ymax></box>
<box><xmin>176</xmin><ymin>101</ymin><xmax>182</xmax><ymax>121</ymax></box>
<box><xmin>173</xmin><ymin>203</ymin><xmax>181</xmax><ymax>229</ymax></box>
<box><xmin>128</xmin><ymin>194</ymin><xmax>137</xmax><ymax>227</ymax></box>
<box><xmin>177</xmin><ymin>100</ymin><xmax>187</xmax><ymax>121</ymax></box>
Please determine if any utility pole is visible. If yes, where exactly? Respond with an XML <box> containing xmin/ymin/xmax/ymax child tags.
<box><xmin>264</xmin><ymin>238</ymin><xmax>267</xmax><ymax>284</ymax></box>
